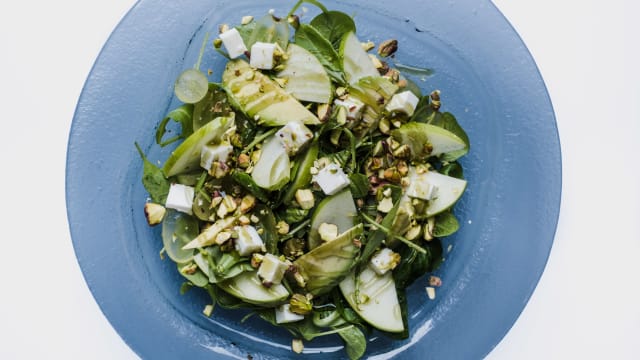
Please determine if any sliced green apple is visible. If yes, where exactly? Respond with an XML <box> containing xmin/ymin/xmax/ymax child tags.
<box><xmin>339</xmin><ymin>267</ymin><xmax>404</xmax><ymax>333</ymax></box>
<box><xmin>162</xmin><ymin>114</ymin><xmax>235</xmax><ymax>177</ymax></box>
<box><xmin>276</xmin><ymin>43</ymin><xmax>332</xmax><ymax>103</ymax></box>
<box><xmin>281</xmin><ymin>140</ymin><xmax>319</xmax><ymax>205</ymax></box>
<box><xmin>222</xmin><ymin>59</ymin><xmax>320</xmax><ymax>126</ymax></box>
<box><xmin>161</xmin><ymin>209</ymin><xmax>198</xmax><ymax>263</ymax></box>
<box><xmin>409</xmin><ymin>169</ymin><xmax>467</xmax><ymax>217</ymax></box>
<box><xmin>391</xmin><ymin>122</ymin><xmax>468</xmax><ymax>160</ymax></box>
<box><xmin>218</xmin><ymin>271</ymin><xmax>289</xmax><ymax>306</ymax></box>
<box><xmin>251</xmin><ymin>135</ymin><xmax>290</xmax><ymax>191</ymax></box>
<box><xmin>340</xmin><ymin>31</ymin><xmax>379</xmax><ymax>85</ymax></box>
<box><xmin>308</xmin><ymin>189</ymin><xmax>358</xmax><ymax>249</ymax></box>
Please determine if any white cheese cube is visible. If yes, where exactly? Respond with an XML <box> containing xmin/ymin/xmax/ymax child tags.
<box><xmin>275</xmin><ymin>121</ymin><xmax>314</xmax><ymax>156</ymax></box>
<box><xmin>200</xmin><ymin>143</ymin><xmax>234</xmax><ymax>170</ymax></box>
<box><xmin>386</xmin><ymin>91</ymin><xmax>419</xmax><ymax>116</ymax></box>
<box><xmin>257</xmin><ymin>253</ymin><xmax>289</xmax><ymax>285</ymax></box>
<box><xmin>334</xmin><ymin>96</ymin><xmax>365</xmax><ymax>121</ymax></box>
<box><xmin>165</xmin><ymin>183</ymin><xmax>195</xmax><ymax>215</ymax></box>
<box><xmin>314</xmin><ymin>164</ymin><xmax>350</xmax><ymax>196</ymax></box>
<box><xmin>275</xmin><ymin>304</ymin><xmax>305</xmax><ymax>324</ymax></box>
<box><xmin>234</xmin><ymin>225</ymin><xmax>265</xmax><ymax>256</ymax></box>
<box><xmin>219</xmin><ymin>28</ymin><xmax>248</xmax><ymax>59</ymax></box>
<box><xmin>370</xmin><ymin>248</ymin><xmax>401</xmax><ymax>275</ymax></box>
<box><xmin>250</xmin><ymin>42</ymin><xmax>277</xmax><ymax>70</ymax></box>
<box><xmin>407</xmin><ymin>180</ymin><xmax>438</xmax><ymax>201</ymax></box>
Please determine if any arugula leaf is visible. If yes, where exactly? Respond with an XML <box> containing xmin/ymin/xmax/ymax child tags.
<box><xmin>295</xmin><ymin>24</ymin><xmax>345</xmax><ymax>84</ymax></box>
<box><xmin>434</xmin><ymin>212</ymin><xmax>460</xmax><ymax>237</ymax></box>
<box><xmin>337</xmin><ymin>326</ymin><xmax>367</xmax><ymax>360</ymax></box>
<box><xmin>310</xmin><ymin>11</ymin><xmax>356</xmax><ymax>50</ymax></box>
<box><xmin>348</xmin><ymin>173</ymin><xmax>369</xmax><ymax>198</ymax></box>
<box><xmin>193</xmin><ymin>83</ymin><xmax>232</xmax><ymax>131</ymax></box>
<box><xmin>155</xmin><ymin>104</ymin><xmax>194</xmax><ymax>147</ymax></box>
<box><xmin>134</xmin><ymin>142</ymin><xmax>170</xmax><ymax>203</ymax></box>
<box><xmin>231</xmin><ymin>171</ymin><xmax>270</xmax><ymax>203</ymax></box>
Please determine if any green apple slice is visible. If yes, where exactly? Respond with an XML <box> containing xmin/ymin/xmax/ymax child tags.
<box><xmin>339</xmin><ymin>267</ymin><xmax>404</xmax><ymax>333</ymax></box>
<box><xmin>161</xmin><ymin>209</ymin><xmax>198</xmax><ymax>263</ymax></box>
<box><xmin>162</xmin><ymin>114</ymin><xmax>235</xmax><ymax>177</ymax></box>
<box><xmin>281</xmin><ymin>140</ymin><xmax>319</xmax><ymax>205</ymax></box>
<box><xmin>222</xmin><ymin>59</ymin><xmax>320</xmax><ymax>126</ymax></box>
<box><xmin>340</xmin><ymin>31</ymin><xmax>379</xmax><ymax>85</ymax></box>
<box><xmin>308</xmin><ymin>189</ymin><xmax>358</xmax><ymax>249</ymax></box>
<box><xmin>409</xmin><ymin>169</ymin><xmax>467</xmax><ymax>217</ymax></box>
<box><xmin>276</xmin><ymin>43</ymin><xmax>332</xmax><ymax>103</ymax></box>
<box><xmin>251</xmin><ymin>135</ymin><xmax>291</xmax><ymax>191</ymax></box>
<box><xmin>391</xmin><ymin>122</ymin><xmax>468</xmax><ymax>160</ymax></box>
<box><xmin>218</xmin><ymin>271</ymin><xmax>289</xmax><ymax>306</ymax></box>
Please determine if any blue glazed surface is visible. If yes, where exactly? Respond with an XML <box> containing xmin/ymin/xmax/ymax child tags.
<box><xmin>66</xmin><ymin>0</ymin><xmax>561</xmax><ymax>359</ymax></box>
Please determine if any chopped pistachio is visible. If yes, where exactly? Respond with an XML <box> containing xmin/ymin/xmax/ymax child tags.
<box><xmin>180</xmin><ymin>263</ymin><xmax>198</xmax><ymax>275</ymax></box>
<box><xmin>317</xmin><ymin>103</ymin><xmax>331</xmax><ymax>122</ymax></box>
<box><xmin>213</xmin><ymin>38</ymin><xmax>223</xmax><ymax>49</ymax></box>
<box><xmin>215</xmin><ymin>231</ymin><xmax>232</xmax><ymax>245</ymax></box>
<box><xmin>378</xmin><ymin>39</ymin><xmax>398</xmax><ymax>57</ymax></box>
<box><xmin>382</xmin><ymin>187</ymin><xmax>392</xmax><ymax>198</ymax></box>
<box><xmin>238</xmin><ymin>215</ymin><xmax>251</xmax><ymax>226</ymax></box>
<box><xmin>144</xmin><ymin>203</ymin><xmax>166</xmax><ymax>226</ymax></box>
<box><xmin>289</xmin><ymin>294</ymin><xmax>313</xmax><ymax>315</ymax></box>
<box><xmin>426</xmin><ymin>286</ymin><xmax>436</xmax><ymax>300</ymax></box>
<box><xmin>335</xmin><ymin>86</ymin><xmax>347</xmax><ymax>97</ymax></box>
<box><xmin>295</xmin><ymin>189</ymin><xmax>315</xmax><ymax>210</ymax></box>
<box><xmin>218</xmin><ymin>23</ymin><xmax>230</xmax><ymax>34</ymax></box>
<box><xmin>429</xmin><ymin>275</ymin><xmax>442</xmax><ymax>287</ymax></box>
<box><xmin>318</xmin><ymin>223</ymin><xmax>339</xmax><ymax>242</ymax></box>
<box><xmin>404</xmin><ymin>225</ymin><xmax>423</xmax><ymax>241</ymax></box>
<box><xmin>424</xmin><ymin>217</ymin><xmax>436</xmax><ymax>241</ymax></box>
<box><xmin>378</xmin><ymin>117</ymin><xmax>391</xmax><ymax>134</ymax></box>
<box><xmin>237</xmin><ymin>153</ymin><xmax>251</xmax><ymax>168</ymax></box>
<box><xmin>241</xmin><ymin>15</ymin><xmax>254</xmax><ymax>25</ymax></box>
<box><xmin>393</xmin><ymin>144</ymin><xmax>412</xmax><ymax>159</ymax></box>
<box><xmin>239</xmin><ymin>194</ymin><xmax>256</xmax><ymax>213</ymax></box>
<box><xmin>361</xmin><ymin>40</ymin><xmax>375</xmax><ymax>52</ymax></box>
<box><xmin>292</xmin><ymin>339</ymin><xmax>304</xmax><ymax>354</ymax></box>
<box><xmin>202</xmin><ymin>304</ymin><xmax>214</xmax><ymax>317</ymax></box>
<box><xmin>251</xmin><ymin>253</ymin><xmax>264</xmax><ymax>268</ymax></box>
<box><xmin>250</xmin><ymin>214</ymin><xmax>260</xmax><ymax>223</ymax></box>
<box><xmin>276</xmin><ymin>220</ymin><xmax>290</xmax><ymax>235</ymax></box>
<box><xmin>210</xmin><ymin>196</ymin><xmax>223</xmax><ymax>209</ymax></box>
<box><xmin>377</xmin><ymin>196</ymin><xmax>394</xmax><ymax>213</ymax></box>
<box><xmin>250</xmin><ymin>149</ymin><xmax>262</xmax><ymax>164</ymax></box>
<box><xmin>309</xmin><ymin>166</ymin><xmax>319</xmax><ymax>175</ymax></box>
<box><xmin>293</xmin><ymin>270</ymin><xmax>307</xmax><ymax>287</ymax></box>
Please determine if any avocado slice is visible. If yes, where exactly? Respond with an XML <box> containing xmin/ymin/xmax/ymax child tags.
<box><xmin>222</xmin><ymin>59</ymin><xmax>320</xmax><ymax>126</ymax></box>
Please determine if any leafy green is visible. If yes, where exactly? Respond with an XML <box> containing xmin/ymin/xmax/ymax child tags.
<box><xmin>348</xmin><ymin>173</ymin><xmax>369</xmax><ymax>198</ymax></box>
<box><xmin>202</xmin><ymin>247</ymin><xmax>252</xmax><ymax>283</ymax></box>
<box><xmin>193</xmin><ymin>84</ymin><xmax>232</xmax><ymax>131</ymax></box>
<box><xmin>155</xmin><ymin>104</ymin><xmax>193</xmax><ymax>147</ymax></box>
<box><xmin>439</xmin><ymin>161</ymin><xmax>464</xmax><ymax>179</ymax></box>
<box><xmin>252</xmin><ymin>205</ymin><xmax>280</xmax><ymax>254</ymax></box>
<box><xmin>433</xmin><ymin>212</ymin><xmax>460</xmax><ymax>237</ymax></box>
<box><xmin>176</xmin><ymin>262</ymin><xmax>209</xmax><ymax>287</ymax></box>
<box><xmin>358</xmin><ymin>201</ymin><xmax>400</xmax><ymax>272</ymax></box>
<box><xmin>310</xmin><ymin>11</ymin><xmax>356</xmax><ymax>50</ymax></box>
<box><xmin>231</xmin><ymin>171</ymin><xmax>270</xmax><ymax>203</ymax></box>
<box><xmin>337</xmin><ymin>325</ymin><xmax>367</xmax><ymax>360</ymax></box>
<box><xmin>431</xmin><ymin>112</ymin><xmax>470</xmax><ymax>161</ymax></box>
<box><xmin>283</xmin><ymin>208</ymin><xmax>310</xmax><ymax>224</ymax></box>
<box><xmin>294</xmin><ymin>24</ymin><xmax>345</xmax><ymax>84</ymax></box>
<box><xmin>235</xmin><ymin>22</ymin><xmax>257</xmax><ymax>45</ymax></box>
<box><xmin>134</xmin><ymin>142</ymin><xmax>170</xmax><ymax>203</ymax></box>
<box><xmin>247</xmin><ymin>15</ymin><xmax>290</xmax><ymax>50</ymax></box>
<box><xmin>281</xmin><ymin>140</ymin><xmax>319</xmax><ymax>205</ymax></box>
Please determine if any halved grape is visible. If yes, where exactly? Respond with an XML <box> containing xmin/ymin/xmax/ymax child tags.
<box><xmin>174</xmin><ymin>68</ymin><xmax>208</xmax><ymax>104</ymax></box>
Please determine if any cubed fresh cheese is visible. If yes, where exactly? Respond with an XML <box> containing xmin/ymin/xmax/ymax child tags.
<box><xmin>370</xmin><ymin>248</ymin><xmax>401</xmax><ymax>275</ymax></box>
<box><xmin>165</xmin><ymin>183</ymin><xmax>195</xmax><ymax>215</ymax></box>
<box><xmin>200</xmin><ymin>143</ymin><xmax>234</xmax><ymax>170</ymax></box>
<box><xmin>234</xmin><ymin>225</ymin><xmax>265</xmax><ymax>256</ymax></box>
<box><xmin>250</xmin><ymin>42</ymin><xmax>277</xmax><ymax>70</ymax></box>
<box><xmin>407</xmin><ymin>180</ymin><xmax>438</xmax><ymax>201</ymax></box>
<box><xmin>219</xmin><ymin>28</ymin><xmax>248</xmax><ymax>59</ymax></box>
<box><xmin>314</xmin><ymin>164</ymin><xmax>350</xmax><ymax>195</ymax></box>
<box><xmin>334</xmin><ymin>96</ymin><xmax>365</xmax><ymax>121</ymax></box>
<box><xmin>275</xmin><ymin>122</ymin><xmax>314</xmax><ymax>156</ymax></box>
<box><xmin>386</xmin><ymin>90</ymin><xmax>419</xmax><ymax>116</ymax></box>
<box><xmin>275</xmin><ymin>304</ymin><xmax>305</xmax><ymax>324</ymax></box>
<box><xmin>257</xmin><ymin>253</ymin><xmax>289</xmax><ymax>285</ymax></box>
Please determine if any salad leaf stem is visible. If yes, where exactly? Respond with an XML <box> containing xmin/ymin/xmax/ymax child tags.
<box><xmin>360</xmin><ymin>213</ymin><xmax>427</xmax><ymax>254</ymax></box>
<box><xmin>280</xmin><ymin>219</ymin><xmax>311</xmax><ymax>241</ymax></box>
<box><xmin>287</xmin><ymin>0</ymin><xmax>329</xmax><ymax>18</ymax></box>
<box><xmin>195</xmin><ymin>32</ymin><xmax>210</xmax><ymax>70</ymax></box>
<box><xmin>342</xmin><ymin>128</ymin><xmax>357</xmax><ymax>171</ymax></box>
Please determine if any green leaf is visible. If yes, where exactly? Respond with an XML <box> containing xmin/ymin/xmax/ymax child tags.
<box><xmin>155</xmin><ymin>104</ymin><xmax>193</xmax><ymax>147</ymax></box>
<box><xmin>193</xmin><ymin>83</ymin><xmax>233</xmax><ymax>131</ymax></box>
<box><xmin>252</xmin><ymin>205</ymin><xmax>280</xmax><ymax>254</ymax></box>
<box><xmin>439</xmin><ymin>161</ymin><xmax>464</xmax><ymax>179</ymax></box>
<box><xmin>235</xmin><ymin>22</ymin><xmax>257</xmax><ymax>45</ymax></box>
<box><xmin>247</xmin><ymin>15</ymin><xmax>290</xmax><ymax>50</ymax></box>
<box><xmin>294</xmin><ymin>24</ymin><xmax>345</xmax><ymax>84</ymax></box>
<box><xmin>433</xmin><ymin>212</ymin><xmax>460</xmax><ymax>237</ymax></box>
<box><xmin>432</xmin><ymin>112</ymin><xmax>470</xmax><ymax>161</ymax></box>
<box><xmin>337</xmin><ymin>326</ymin><xmax>367</xmax><ymax>360</ymax></box>
<box><xmin>283</xmin><ymin>208</ymin><xmax>310</xmax><ymax>223</ymax></box>
<box><xmin>357</xmin><ymin>200</ymin><xmax>400</xmax><ymax>272</ymax></box>
<box><xmin>231</xmin><ymin>171</ymin><xmax>270</xmax><ymax>203</ymax></box>
<box><xmin>310</xmin><ymin>11</ymin><xmax>356</xmax><ymax>49</ymax></box>
<box><xmin>134</xmin><ymin>142</ymin><xmax>170</xmax><ymax>203</ymax></box>
<box><xmin>348</xmin><ymin>173</ymin><xmax>369</xmax><ymax>198</ymax></box>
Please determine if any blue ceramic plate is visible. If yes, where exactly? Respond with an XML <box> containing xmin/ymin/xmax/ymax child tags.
<box><xmin>66</xmin><ymin>0</ymin><xmax>561</xmax><ymax>359</ymax></box>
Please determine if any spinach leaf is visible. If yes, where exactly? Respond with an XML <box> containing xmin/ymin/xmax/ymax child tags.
<box><xmin>231</xmin><ymin>171</ymin><xmax>270</xmax><ymax>203</ymax></box>
<box><xmin>348</xmin><ymin>173</ymin><xmax>369</xmax><ymax>198</ymax></box>
<box><xmin>357</xmin><ymin>200</ymin><xmax>400</xmax><ymax>272</ymax></box>
<box><xmin>337</xmin><ymin>326</ymin><xmax>367</xmax><ymax>360</ymax></box>
<box><xmin>235</xmin><ymin>22</ymin><xmax>257</xmax><ymax>45</ymax></box>
<box><xmin>247</xmin><ymin>15</ymin><xmax>290</xmax><ymax>50</ymax></box>
<box><xmin>283</xmin><ymin>208</ymin><xmax>310</xmax><ymax>223</ymax></box>
<box><xmin>393</xmin><ymin>246</ymin><xmax>431</xmax><ymax>289</ymax></box>
<box><xmin>310</xmin><ymin>11</ymin><xmax>356</xmax><ymax>50</ymax></box>
<box><xmin>432</xmin><ymin>112</ymin><xmax>470</xmax><ymax>161</ymax></box>
<box><xmin>155</xmin><ymin>104</ymin><xmax>193</xmax><ymax>146</ymax></box>
<box><xmin>252</xmin><ymin>205</ymin><xmax>280</xmax><ymax>254</ymax></box>
<box><xmin>409</xmin><ymin>96</ymin><xmax>439</xmax><ymax>124</ymax></box>
<box><xmin>439</xmin><ymin>161</ymin><xmax>464</xmax><ymax>179</ymax></box>
<box><xmin>433</xmin><ymin>212</ymin><xmax>460</xmax><ymax>237</ymax></box>
<box><xmin>193</xmin><ymin>83</ymin><xmax>232</xmax><ymax>131</ymax></box>
<box><xmin>134</xmin><ymin>142</ymin><xmax>170</xmax><ymax>203</ymax></box>
<box><xmin>295</xmin><ymin>24</ymin><xmax>345</xmax><ymax>84</ymax></box>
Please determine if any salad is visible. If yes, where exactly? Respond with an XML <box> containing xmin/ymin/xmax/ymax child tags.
<box><xmin>137</xmin><ymin>1</ymin><xmax>469</xmax><ymax>358</ymax></box>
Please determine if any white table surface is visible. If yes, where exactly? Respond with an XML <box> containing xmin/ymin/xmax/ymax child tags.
<box><xmin>1</xmin><ymin>0</ymin><xmax>638</xmax><ymax>359</ymax></box>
